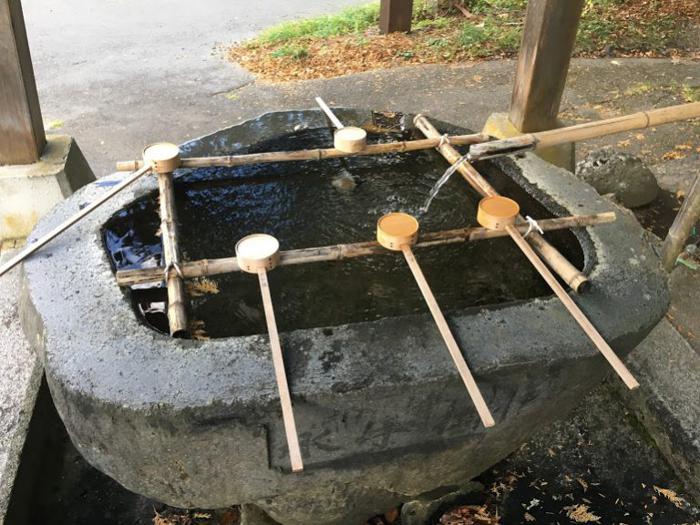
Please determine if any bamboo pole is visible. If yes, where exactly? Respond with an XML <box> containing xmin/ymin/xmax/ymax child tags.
<box><xmin>0</xmin><ymin>165</ymin><xmax>152</xmax><ymax>279</ymax></box>
<box><xmin>115</xmin><ymin>212</ymin><xmax>616</xmax><ymax>287</ymax></box>
<box><xmin>114</xmin><ymin>133</ymin><xmax>490</xmax><ymax>172</ymax></box>
<box><xmin>258</xmin><ymin>268</ymin><xmax>304</xmax><ymax>472</ymax></box>
<box><xmin>470</xmin><ymin>102</ymin><xmax>700</xmax><ymax>160</ymax></box>
<box><xmin>662</xmin><ymin>173</ymin><xmax>700</xmax><ymax>272</ymax></box>
<box><xmin>401</xmin><ymin>244</ymin><xmax>495</xmax><ymax>427</ymax></box>
<box><xmin>157</xmin><ymin>170</ymin><xmax>189</xmax><ymax>337</ymax></box>
<box><xmin>505</xmin><ymin>224</ymin><xmax>639</xmax><ymax>389</ymax></box>
<box><xmin>413</xmin><ymin>114</ymin><xmax>589</xmax><ymax>292</ymax></box>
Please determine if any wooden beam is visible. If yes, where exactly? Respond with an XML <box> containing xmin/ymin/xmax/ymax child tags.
<box><xmin>0</xmin><ymin>0</ymin><xmax>45</xmax><ymax>165</ymax></box>
<box><xmin>509</xmin><ymin>0</ymin><xmax>584</xmax><ymax>133</ymax></box>
<box><xmin>379</xmin><ymin>0</ymin><xmax>413</xmax><ymax>34</ymax></box>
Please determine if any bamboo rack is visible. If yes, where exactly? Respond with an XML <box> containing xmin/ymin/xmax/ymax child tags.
<box><xmin>115</xmin><ymin>212</ymin><xmax>616</xmax><ymax>287</ymax></box>
<box><xmin>157</xmin><ymin>169</ymin><xmax>189</xmax><ymax>337</ymax></box>
<box><xmin>114</xmin><ymin>133</ymin><xmax>489</xmax><ymax>172</ymax></box>
<box><xmin>413</xmin><ymin>114</ymin><xmax>590</xmax><ymax>292</ymax></box>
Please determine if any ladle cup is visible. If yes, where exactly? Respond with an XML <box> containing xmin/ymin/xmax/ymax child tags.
<box><xmin>315</xmin><ymin>97</ymin><xmax>367</xmax><ymax>153</ymax></box>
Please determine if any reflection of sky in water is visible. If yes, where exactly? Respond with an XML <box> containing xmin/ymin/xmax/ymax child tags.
<box><xmin>103</xmin><ymin>127</ymin><xmax>583</xmax><ymax>338</ymax></box>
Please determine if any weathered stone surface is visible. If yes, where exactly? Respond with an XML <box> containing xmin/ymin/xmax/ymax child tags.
<box><xmin>0</xmin><ymin>250</ymin><xmax>43</xmax><ymax>523</ymax></box>
<box><xmin>20</xmin><ymin>111</ymin><xmax>669</xmax><ymax>525</ymax></box>
<box><xmin>576</xmin><ymin>148</ymin><xmax>660</xmax><ymax>208</ymax></box>
<box><xmin>400</xmin><ymin>482</ymin><xmax>483</xmax><ymax>525</ymax></box>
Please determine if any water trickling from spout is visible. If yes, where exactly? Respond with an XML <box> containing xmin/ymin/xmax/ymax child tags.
<box><xmin>418</xmin><ymin>155</ymin><xmax>469</xmax><ymax>216</ymax></box>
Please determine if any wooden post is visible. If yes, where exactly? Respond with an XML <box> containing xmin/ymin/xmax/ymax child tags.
<box><xmin>0</xmin><ymin>0</ymin><xmax>45</xmax><ymax>164</ymax></box>
<box><xmin>379</xmin><ymin>0</ymin><xmax>413</xmax><ymax>34</ymax></box>
<box><xmin>662</xmin><ymin>174</ymin><xmax>700</xmax><ymax>272</ymax></box>
<box><xmin>509</xmin><ymin>0</ymin><xmax>584</xmax><ymax>132</ymax></box>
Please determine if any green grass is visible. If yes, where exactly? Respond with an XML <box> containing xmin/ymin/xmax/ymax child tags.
<box><xmin>240</xmin><ymin>0</ymin><xmax>696</xmax><ymax>74</ymax></box>
<box><xmin>254</xmin><ymin>3</ymin><xmax>380</xmax><ymax>45</ymax></box>
<box><xmin>681</xmin><ymin>84</ymin><xmax>700</xmax><ymax>103</ymax></box>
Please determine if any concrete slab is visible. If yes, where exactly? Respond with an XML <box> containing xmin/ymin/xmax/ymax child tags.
<box><xmin>0</xmin><ymin>135</ymin><xmax>94</xmax><ymax>241</ymax></box>
<box><xmin>0</xmin><ymin>251</ymin><xmax>43</xmax><ymax>524</ymax></box>
<box><xmin>619</xmin><ymin>318</ymin><xmax>700</xmax><ymax>501</ymax></box>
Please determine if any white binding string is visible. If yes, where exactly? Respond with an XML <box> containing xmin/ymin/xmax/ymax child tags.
<box><xmin>524</xmin><ymin>216</ymin><xmax>544</xmax><ymax>237</ymax></box>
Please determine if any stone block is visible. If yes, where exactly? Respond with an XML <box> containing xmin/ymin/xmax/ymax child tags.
<box><xmin>0</xmin><ymin>135</ymin><xmax>94</xmax><ymax>241</ymax></box>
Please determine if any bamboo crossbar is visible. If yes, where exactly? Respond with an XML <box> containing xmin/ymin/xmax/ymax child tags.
<box><xmin>115</xmin><ymin>133</ymin><xmax>490</xmax><ymax>172</ymax></box>
<box><xmin>115</xmin><ymin>212</ymin><xmax>615</xmax><ymax>287</ymax></box>
<box><xmin>413</xmin><ymin>115</ymin><xmax>590</xmax><ymax>292</ymax></box>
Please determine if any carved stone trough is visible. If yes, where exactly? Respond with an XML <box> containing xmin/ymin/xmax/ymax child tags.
<box><xmin>20</xmin><ymin>110</ymin><xmax>668</xmax><ymax>525</ymax></box>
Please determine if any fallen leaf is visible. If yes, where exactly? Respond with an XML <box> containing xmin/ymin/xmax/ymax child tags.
<box><xmin>564</xmin><ymin>504</ymin><xmax>601</xmax><ymax>523</ymax></box>
<box><xmin>653</xmin><ymin>486</ymin><xmax>686</xmax><ymax>508</ymax></box>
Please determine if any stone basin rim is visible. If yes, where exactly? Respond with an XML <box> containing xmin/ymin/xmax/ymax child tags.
<box><xmin>20</xmin><ymin>109</ymin><xmax>668</xmax><ymax>413</ymax></box>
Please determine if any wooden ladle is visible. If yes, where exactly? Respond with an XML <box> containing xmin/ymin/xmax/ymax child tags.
<box><xmin>476</xmin><ymin>196</ymin><xmax>639</xmax><ymax>390</ymax></box>
<box><xmin>235</xmin><ymin>233</ymin><xmax>304</xmax><ymax>472</ymax></box>
<box><xmin>377</xmin><ymin>212</ymin><xmax>496</xmax><ymax>428</ymax></box>
<box><xmin>315</xmin><ymin>97</ymin><xmax>368</xmax><ymax>153</ymax></box>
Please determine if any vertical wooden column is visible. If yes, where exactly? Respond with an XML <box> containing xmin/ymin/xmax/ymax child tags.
<box><xmin>509</xmin><ymin>0</ymin><xmax>584</xmax><ymax>133</ymax></box>
<box><xmin>379</xmin><ymin>0</ymin><xmax>413</xmax><ymax>34</ymax></box>
<box><xmin>0</xmin><ymin>0</ymin><xmax>45</xmax><ymax>165</ymax></box>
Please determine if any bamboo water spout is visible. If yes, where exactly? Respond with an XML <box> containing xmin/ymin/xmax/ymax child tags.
<box><xmin>469</xmin><ymin>102</ymin><xmax>700</xmax><ymax>161</ymax></box>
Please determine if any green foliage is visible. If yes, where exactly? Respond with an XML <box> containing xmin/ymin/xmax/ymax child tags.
<box><xmin>270</xmin><ymin>45</ymin><xmax>309</xmax><ymax>59</ymax></box>
<box><xmin>459</xmin><ymin>23</ymin><xmax>488</xmax><ymax>47</ymax></box>
<box><xmin>682</xmin><ymin>84</ymin><xmax>700</xmax><ymax>103</ymax></box>
<box><xmin>255</xmin><ymin>3</ymin><xmax>380</xmax><ymax>45</ymax></box>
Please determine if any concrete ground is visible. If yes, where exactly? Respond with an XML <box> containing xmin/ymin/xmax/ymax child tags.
<box><xmin>22</xmin><ymin>0</ymin><xmax>365</xmax><ymax>176</ymax></box>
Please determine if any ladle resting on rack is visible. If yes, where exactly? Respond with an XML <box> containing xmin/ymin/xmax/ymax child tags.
<box><xmin>377</xmin><ymin>212</ymin><xmax>495</xmax><ymax>428</ymax></box>
<box><xmin>476</xmin><ymin>196</ymin><xmax>640</xmax><ymax>390</ymax></box>
<box><xmin>235</xmin><ymin>233</ymin><xmax>304</xmax><ymax>472</ymax></box>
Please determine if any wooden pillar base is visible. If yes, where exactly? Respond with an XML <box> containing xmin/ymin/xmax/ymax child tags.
<box><xmin>0</xmin><ymin>136</ymin><xmax>94</xmax><ymax>241</ymax></box>
<box><xmin>482</xmin><ymin>112</ymin><xmax>575</xmax><ymax>172</ymax></box>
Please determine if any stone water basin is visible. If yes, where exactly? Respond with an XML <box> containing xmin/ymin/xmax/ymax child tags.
<box><xmin>20</xmin><ymin>110</ymin><xmax>668</xmax><ymax>525</ymax></box>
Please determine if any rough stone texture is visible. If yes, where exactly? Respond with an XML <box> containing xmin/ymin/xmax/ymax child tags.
<box><xmin>20</xmin><ymin>111</ymin><xmax>669</xmax><ymax>525</ymax></box>
<box><xmin>617</xmin><ymin>319</ymin><xmax>700</xmax><ymax>501</ymax></box>
<box><xmin>240</xmin><ymin>504</ymin><xmax>282</xmax><ymax>525</ymax></box>
<box><xmin>400</xmin><ymin>482</ymin><xmax>483</xmax><ymax>525</ymax></box>
<box><xmin>0</xmin><ymin>135</ymin><xmax>94</xmax><ymax>241</ymax></box>
<box><xmin>575</xmin><ymin>148</ymin><xmax>660</xmax><ymax>208</ymax></box>
<box><xmin>0</xmin><ymin>250</ymin><xmax>43</xmax><ymax>523</ymax></box>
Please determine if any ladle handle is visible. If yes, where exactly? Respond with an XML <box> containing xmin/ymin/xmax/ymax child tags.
<box><xmin>257</xmin><ymin>269</ymin><xmax>305</xmax><ymax>472</ymax></box>
<box><xmin>315</xmin><ymin>97</ymin><xmax>344</xmax><ymax>129</ymax></box>
<box><xmin>401</xmin><ymin>245</ymin><xmax>496</xmax><ymax>428</ymax></box>
<box><xmin>505</xmin><ymin>225</ymin><xmax>639</xmax><ymax>390</ymax></box>
<box><xmin>0</xmin><ymin>165</ymin><xmax>152</xmax><ymax>279</ymax></box>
